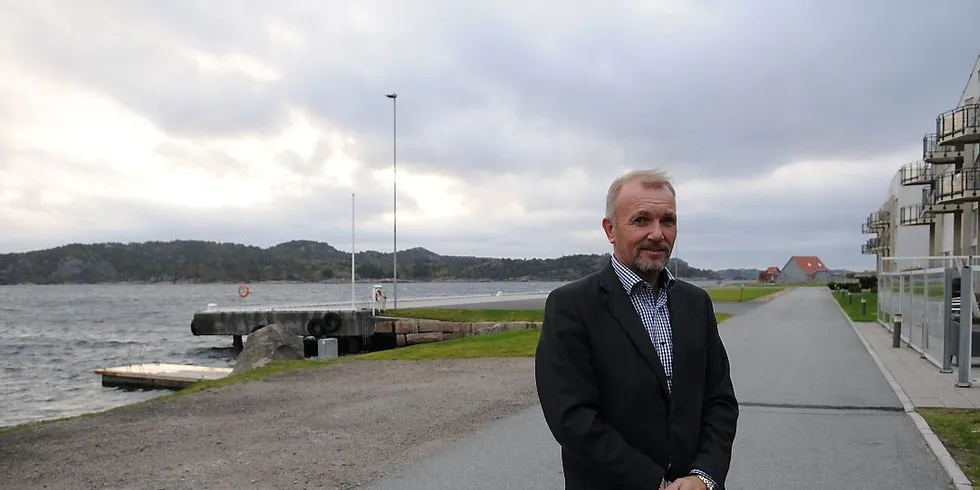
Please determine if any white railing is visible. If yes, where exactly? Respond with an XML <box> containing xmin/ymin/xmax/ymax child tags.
<box><xmin>879</xmin><ymin>255</ymin><xmax>980</xmax><ymax>385</ymax></box>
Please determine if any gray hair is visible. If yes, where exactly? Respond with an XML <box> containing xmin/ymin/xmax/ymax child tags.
<box><xmin>604</xmin><ymin>169</ymin><xmax>676</xmax><ymax>221</ymax></box>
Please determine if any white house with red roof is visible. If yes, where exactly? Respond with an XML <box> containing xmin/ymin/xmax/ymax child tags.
<box><xmin>758</xmin><ymin>266</ymin><xmax>781</xmax><ymax>283</ymax></box>
<box><xmin>779</xmin><ymin>256</ymin><xmax>830</xmax><ymax>283</ymax></box>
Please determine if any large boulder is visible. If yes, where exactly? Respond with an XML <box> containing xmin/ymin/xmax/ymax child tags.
<box><xmin>231</xmin><ymin>324</ymin><xmax>305</xmax><ymax>375</ymax></box>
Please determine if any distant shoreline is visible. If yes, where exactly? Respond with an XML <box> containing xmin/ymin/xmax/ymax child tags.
<box><xmin>0</xmin><ymin>239</ymin><xmax>732</xmax><ymax>286</ymax></box>
<box><xmin>0</xmin><ymin>278</ymin><xmax>567</xmax><ymax>286</ymax></box>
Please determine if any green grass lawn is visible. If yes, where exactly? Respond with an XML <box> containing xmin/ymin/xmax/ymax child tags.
<box><xmin>383</xmin><ymin>308</ymin><xmax>544</xmax><ymax>322</ymax></box>
<box><xmin>889</xmin><ymin>284</ymin><xmax>945</xmax><ymax>298</ymax></box>
<box><xmin>707</xmin><ymin>287</ymin><xmax>783</xmax><ymax>302</ymax></box>
<box><xmin>359</xmin><ymin>329</ymin><xmax>541</xmax><ymax>360</ymax></box>
<box><xmin>918</xmin><ymin>408</ymin><xmax>980</xmax><ymax>485</ymax></box>
<box><xmin>361</xmin><ymin>312</ymin><xmax>733</xmax><ymax>361</ymax></box>
<box><xmin>831</xmin><ymin>290</ymin><xmax>878</xmax><ymax>322</ymax></box>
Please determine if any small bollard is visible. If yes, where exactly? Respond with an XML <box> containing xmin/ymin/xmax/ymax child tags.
<box><xmin>892</xmin><ymin>313</ymin><xmax>903</xmax><ymax>348</ymax></box>
<box><xmin>848</xmin><ymin>292</ymin><xmax>853</xmax><ymax>304</ymax></box>
<box><xmin>860</xmin><ymin>297</ymin><xmax>867</xmax><ymax>316</ymax></box>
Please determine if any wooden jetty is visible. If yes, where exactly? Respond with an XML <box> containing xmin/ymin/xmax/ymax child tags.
<box><xmin>95</xmin><ymin>363</ymin><xmax>233</xmax><ymax>390</ymax></box>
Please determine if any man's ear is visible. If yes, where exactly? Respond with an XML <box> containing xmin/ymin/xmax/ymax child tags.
<box><xmin>601</xmin><ymin>218</ymin><xmax>615</xmax><ymax>244</ymax></box>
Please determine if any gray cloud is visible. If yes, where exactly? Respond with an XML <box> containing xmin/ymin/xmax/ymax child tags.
<box><xmin>2</xmin><ymin>0</ymin><xmax>980</xmax><ymax>271</ymax></box>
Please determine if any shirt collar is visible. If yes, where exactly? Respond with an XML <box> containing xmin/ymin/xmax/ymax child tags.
<box><xmin>610</xmin><ymin>254</ymin><xmax>676</xmax><ymax>296</ymax></box>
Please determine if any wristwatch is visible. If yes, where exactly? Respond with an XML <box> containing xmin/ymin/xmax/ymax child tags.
<box><xmin>695</xmin><ymin>474</ymin><xmax>715</xmax><ymax>490</ymax></box>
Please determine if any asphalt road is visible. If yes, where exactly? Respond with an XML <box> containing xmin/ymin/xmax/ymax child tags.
<box><xmin>366</xmin><ymin>287</ymin><xmax>954</xmax><ymax>489</ymax></box>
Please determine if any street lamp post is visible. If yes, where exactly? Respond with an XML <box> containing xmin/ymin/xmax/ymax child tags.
<box><xmin>386</xmin><ymin>92</ymin><xmax>398</xmax><ymax>308</ymax></box>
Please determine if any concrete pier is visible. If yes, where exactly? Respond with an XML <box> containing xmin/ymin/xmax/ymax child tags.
<box><xmin>189</xmin><ymin>292</ymin><xmax>554</xmax><ymax>351</ymax></box>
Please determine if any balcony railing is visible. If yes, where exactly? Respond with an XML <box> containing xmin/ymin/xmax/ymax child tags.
<box><xmin>934</xmin><ymin>168</ymin><xmax>980</xmax><ymax>205</ymax></box>
<box><xmin>900</xmin><ymin>161</ymin><xmax>932</xmax><ymax>186</ymax></box>
<box><xmin>921</xmin><ymin>185</ymin><xmax>957</xmax><ymax>214</ymax></box>
<box><xmin>922</xmin><ymin>133</ymin><xmax>965</xmax><ymax>163</ymax></box>
<box><xmin>899</xmin><ymin>203</ymin><xmax>934</xmax><ymax>226</ymax></box>
<box><xmin>865</xmin><ymin>210</ymin><xmax>890</xmax><ymax>230</ymax></box>
<box><xmin>936</xmin><ymin>104</ymin><xmax>980</xmax><ymax>146</ymax></box>
<box><xmin>861</xmin><ymin>222</ymin><xmax>875</xmax><ymax>234</ymax></box>
<box><xmin>862</xmin><ymin>237</ymin><xmax>886</xmax><ymax>255</ymax></box>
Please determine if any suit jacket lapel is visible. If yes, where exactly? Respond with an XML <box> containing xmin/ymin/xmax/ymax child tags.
<box><xmin>599</xmin><ymin>262</ymin><xmax>671</xmax><ymax>397</ymax></box>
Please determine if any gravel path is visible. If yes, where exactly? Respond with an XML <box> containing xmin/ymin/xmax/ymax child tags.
<box><xmin>0</xmin><ymin>358</ymin><xmax>538</xmax><ymax>490</ymax></box>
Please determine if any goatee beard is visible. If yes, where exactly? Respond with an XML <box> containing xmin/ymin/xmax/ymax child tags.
<box><xmin>633</xmin><ymin>257</ymin><xmax>664</xmax><ymax>283</ymax></box>
<box><xmin>634</xmin><ymin>258</ymin><xmax>664</xmax><ymax>273</ymax></box>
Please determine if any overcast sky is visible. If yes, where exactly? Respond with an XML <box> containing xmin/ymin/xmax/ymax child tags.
<box><xmin>2</xmin><ymin>0</ymin><xmax>979</xmax><ymax>271</ymax></box>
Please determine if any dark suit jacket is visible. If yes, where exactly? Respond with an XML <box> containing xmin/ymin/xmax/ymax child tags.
<box><xmin>534</xmin><ymin>260</ymin><xmax>738</xmax><ymax>490</ymax></box>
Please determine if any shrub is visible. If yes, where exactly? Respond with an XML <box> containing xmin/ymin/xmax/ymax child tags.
<box><xmin>858</xmin><ymin>276</ymin><xmax>878</xmax><ymax>290</ymax></box>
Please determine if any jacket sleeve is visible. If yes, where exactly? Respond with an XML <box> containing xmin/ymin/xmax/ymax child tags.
<box><xmin>534</xmin><ymin>288</ymin><xmax>665</xmax><ymax>488</ymax></box>
<box><xmin>689</xmin><ymin>292</ymin><xmax>739</xmax><ymax>485</ymax></box>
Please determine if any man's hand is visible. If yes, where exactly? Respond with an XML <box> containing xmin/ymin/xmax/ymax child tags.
<box><xmin>664</xmin><ymin>476</ymin><xmax>707</xmax><ymax>490</ymax></box>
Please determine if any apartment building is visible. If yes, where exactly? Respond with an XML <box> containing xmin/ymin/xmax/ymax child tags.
<box><xmin>863</xmin><ymin>54</ymin><xmax>980</xmax><ymax>271</ymax></box>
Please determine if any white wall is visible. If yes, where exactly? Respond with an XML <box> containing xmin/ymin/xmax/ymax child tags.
<box><xmin>957</xmin><ymin>54</ymin><xmax>980</xmax><ymax>105</ymax></box>
<box><xmin>887</xmin><ymin>169</ymin><xmax>930</xmax><ymax>270</ymax></box>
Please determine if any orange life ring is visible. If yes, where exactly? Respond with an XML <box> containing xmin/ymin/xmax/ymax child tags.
<box><xmin>237</xmin><ymin>282</ymin><xmax>251</xmax><ymax>298</ymax></box>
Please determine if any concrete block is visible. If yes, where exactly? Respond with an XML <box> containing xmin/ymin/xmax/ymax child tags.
<box><xmin>317</xmin><ymin>338</ymin><xmax>339</xmax><ymax>359</ymax></box>
<box><xmin>405</xmin><ymin>332</ymin><xmax>445</xmax><ymax>345</ymax></box>
<box><xmin>375</xmin><ymin>321</ymin><xmax>394</xmax><ymax>334</ymax></box>
<box><xmin>395</xmin><ymin>320</ymin><xmax>419</xmax><ymax>334</ymax></box>
<box><xmin>419</xmin><ymin>321</ymin><xmax>457</xmax><ymax>334</ymax></box>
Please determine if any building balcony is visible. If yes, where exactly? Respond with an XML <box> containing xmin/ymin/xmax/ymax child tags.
<box><xmin>899</xmin><ymin>203</ymin><xmax>935</xmax><ymax>226</ymax></box>
<box><xmin>900</xmin><ymin>161</ymin><xmax>932</xmax><ymax>186</ymax></box>
<box><xmin>936</xmin><ymin>104</ymin><xmax>980</xmax><ymax>146</ymax></box>
<box><xmin>865</xmin><ymin>210</ymin><xmax>890</xmax><ymax>231</ymax></box>
<box><xmin>921</xmin><ymin>185</ymin><xmax>960</xmax><ymax>215</ymax></box>
<box><xmin>861</xmin><ymin>222</ymin><xmax>876</xmax><ymax>234</ymax></box>
<box><xmin>862</xmin><ymin>237</ymin><xmax>886</xmax><ymax>255</ymax></box>
<box><xmin>922</xmin><ymin>133</ymin><xmax>965</xmax><ymax>164</ymax></box>
<box><xmin>934</xmin><ymin>168</ymin><xmax>980</xmax><ymax>205</ymax></box>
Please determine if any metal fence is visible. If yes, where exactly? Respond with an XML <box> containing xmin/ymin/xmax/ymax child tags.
<box><xmin>879</xmin><ymin>255</ymin><xmax>980</xmax><ymax>386</ymax></box>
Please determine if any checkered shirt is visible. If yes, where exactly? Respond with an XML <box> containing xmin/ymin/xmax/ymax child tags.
<box><xmin>610</xmin><ymin>254</ymin><xmax>676</xmax><ymax>391</ymax></box>
<box><xmin>610</xmin><ymin>255</ymin><xmax>717</xmax><ymax>488</ymax></box>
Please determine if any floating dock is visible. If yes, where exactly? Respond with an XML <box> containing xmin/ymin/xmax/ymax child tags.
<box><xmin>95</xmin><ymin>363</ymin><xmax>233</xmax><ymax>390</ymax></box>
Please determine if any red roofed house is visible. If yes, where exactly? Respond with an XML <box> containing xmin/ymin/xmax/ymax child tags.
<box><xmin>758</xmin><ymin>266</ymin><xmax>781</xmax><ymax>283</ymax></box>
<box><xmin>780</xmin><ymin>256</ymin><xmax>830</xmax><ymax>283</ymax></box>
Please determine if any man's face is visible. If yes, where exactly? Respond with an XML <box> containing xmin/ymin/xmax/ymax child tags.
<box><xmin>601</xmin><ymin>181</ymin><xmax>677</xmax><ymax>277</ymax></box>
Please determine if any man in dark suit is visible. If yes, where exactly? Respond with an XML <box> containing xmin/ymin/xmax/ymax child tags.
<box><xmin>535</xmin><ymin>169</ymin><xmax>738</xmax><ymax>490</ymax></box>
